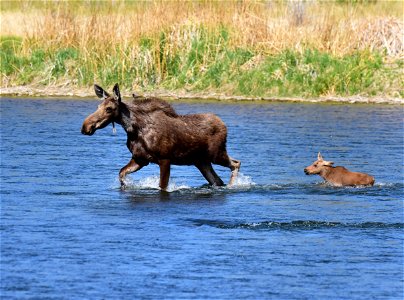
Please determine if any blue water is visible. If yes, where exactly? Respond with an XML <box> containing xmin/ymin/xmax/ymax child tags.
<box><xmin>1</xmin><ymin>98</ymin><xmax>403</xmax><ymax>299</ymax></box>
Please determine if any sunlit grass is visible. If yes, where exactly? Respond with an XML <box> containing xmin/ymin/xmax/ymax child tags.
<box><xmin>1</xmin><ymin>1</ymin><xmax>403</xmax><ymax>98</ymax></box>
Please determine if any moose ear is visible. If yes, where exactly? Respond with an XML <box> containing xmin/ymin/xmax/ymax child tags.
<box><xmin>323</xmin><ymin>160</ymin><xmax>334</xmax><ymax>166</ymax></box>
<box><xmin>317</xmin><ymin>152</ymin><xmax>323</xmax><ymax>161</ymax></box>
<box><xmin>94</xmin><ymin>84</ymin><xmax>110</xmax><ymax>99</ymax></box>
<box><xmin>113</xmin><ymin>83</ymin><xmax>121</xmax><ymax>102</ymax></box>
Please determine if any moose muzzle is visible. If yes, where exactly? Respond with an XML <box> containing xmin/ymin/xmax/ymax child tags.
<box><xmin>81</xmin><ymin>117</ymin><xmax>96</xmax><ymax>135</ymax></box>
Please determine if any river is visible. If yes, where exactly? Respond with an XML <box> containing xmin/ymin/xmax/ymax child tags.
<box><xmin>1</xmin><ymin>98</ymin><xmax>403</xmax><ymax>299</ymax></box>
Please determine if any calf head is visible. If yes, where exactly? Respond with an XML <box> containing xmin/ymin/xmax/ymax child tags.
<box><xmin>81</xmin><ymin>84</ymin><xmax>121</xmax><ymax>135</ymax></box>
<box><xmin>304</xmin><ymin>152</ymin><xmax>334</xmax><ymax>175</ymax></box>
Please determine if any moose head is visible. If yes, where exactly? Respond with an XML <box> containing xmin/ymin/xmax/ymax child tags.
<box><xmin>81</xmin><ymin>84</ymin><xmax>121</xmax><ymax>135</ymax></box>
<box><xmin>304</xmin><ymin>152</ymin><xmax>334</xmax><ymax>175</ymax></box>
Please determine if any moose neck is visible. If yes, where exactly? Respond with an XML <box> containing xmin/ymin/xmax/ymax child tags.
<box><xmin>319</xmin><ymin>166</ymin><xmax>333</xmax><ymax>180</ymax></box>
<box><xmin>116</xmin><ymin>101</ymin><xmax>146</xmax><ymax>134</ymax></box>
<box><xmin>114</xmin><ymin>102</ymin><xmax>131</xmax><ymax>132</ymax></box>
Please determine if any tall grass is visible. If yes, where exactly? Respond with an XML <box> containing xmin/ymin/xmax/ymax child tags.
<box><xmin>1</xmin><ymin>1</ymin><xmax>403</xmax><ymax>98</ymax></box>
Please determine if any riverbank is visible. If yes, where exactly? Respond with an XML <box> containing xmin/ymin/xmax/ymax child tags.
<box><xmin>1</xmin><ymin>85</ymin><xmax>402</xmax><ymax>104</ymax></box>
<box><xmin>1</xmin><ymin>1</ymin><xmax>403</xmax><ymax>102</ymax></box>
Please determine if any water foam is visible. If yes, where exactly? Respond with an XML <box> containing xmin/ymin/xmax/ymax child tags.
<box><xmin>227</xmin><ymin>173</ymin><xmax>256</xmax><ymax>189</ymax></box>
<box><xmin>122</xmin><ymin>175</ymin><xmax>190</xmax><ymax>192</ymax></box>
<box><xmin>116</xmin><ymin>172</ymin><xmax>256</xmax><ymax>193</ymax></box>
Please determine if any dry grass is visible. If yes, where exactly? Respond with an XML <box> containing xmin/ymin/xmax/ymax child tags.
<box><xmin>1</xmin><ymin>1</ymin><xmax>403</xmax><ymax>98</ymax></box>
<box><xmin>1</xmin><ymin>1</ymin><xmax>403</xmax><ymax>57</ymax></box>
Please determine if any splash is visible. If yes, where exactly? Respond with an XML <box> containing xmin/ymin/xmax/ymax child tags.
<box><xmin>228</xmin><ymin>172</ymin><xmax>256</xmax><ymax>188</ymax></box>
<box><xmin>373</xmin><ymin>182</ymin><xmax>399</xmax><ymax>188</ymax></box>
<box><xmin>122</xmin><ymin>175</ymin><xmax>190</xmax><ymax>192</ymax></box>
<box><xmin>115</xmin><ymin>172</ymin><xmax>256</xmax><ymax>193</ymax></box>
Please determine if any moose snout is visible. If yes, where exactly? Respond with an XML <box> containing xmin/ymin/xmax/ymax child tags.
<box><xmin>304</xmin><ymin>168</ymin><xmax>309</xmax><ymax>175</ymax></box>
<box><xmin>81</xmin><ymin>122</ymin><xmax>95</xmax><ymax>135</ymax></box>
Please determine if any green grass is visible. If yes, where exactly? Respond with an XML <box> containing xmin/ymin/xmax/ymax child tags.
<box><xmin>1</xmin><ymin>29</ymin><xmax>401</xmax><ymax>98</ymax></box>
<box><xmin>237</xmin><ymin>50</ymin><xmax>386</xmax><ymax>97</ymax></box>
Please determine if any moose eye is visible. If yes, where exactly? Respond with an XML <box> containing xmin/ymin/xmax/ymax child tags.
<box><xmin>106</xmin><ymin>107</ymin><xmax>113</xmax><ymax>113</ymax></box>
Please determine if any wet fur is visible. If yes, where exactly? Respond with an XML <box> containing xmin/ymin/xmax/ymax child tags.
<box><xmin>81</xmin><ymin>84</ymin><xmax>240</xmax><ymax>190</ymax></box>
<box><xmin>317</xmin><ymin>166</ymin><xmax>375</xmax><ymax>187</ymax></box>
<box><xmin>304</xmin><ymin>152</ymin><xmax>374</xmax><ymax>187</ymax></box>
<box><xmin>122</xmin><ymin>98</ymin><xmax>228</xmax><ymax>166</ymax></box>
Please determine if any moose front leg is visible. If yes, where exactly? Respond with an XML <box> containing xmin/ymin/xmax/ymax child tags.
<box><xmin>196</xmin><ymin>163</ymin><xmax>224</xmax><ymax>186</ymax></box>
<box><xmin>159</xmin><ymin>159</ymin><xmax>171</xmax><ymax>191</ymax></box>
<box><xmin>119</xmin><ymin>158</ymin><xmax>144</xmax><ymax>189</ymax></box>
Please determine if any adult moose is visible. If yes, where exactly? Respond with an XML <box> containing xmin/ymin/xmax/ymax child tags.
<box><xmin>81</xmin><ymin>84</ymin><xmax>240</xmax><ymax>190</ymax></box>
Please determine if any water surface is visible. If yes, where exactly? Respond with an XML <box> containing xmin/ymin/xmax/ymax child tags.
<box><xmin>1</xmin><ymin>98</ymin><xmax>403</xmax><ymax>299</ymax></box>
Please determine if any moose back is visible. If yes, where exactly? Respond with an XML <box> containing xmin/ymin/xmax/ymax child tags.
<box><xmin>81</xmin><ymin>84</ymin><xmax>240</xmax><ymax>190</ymax></box>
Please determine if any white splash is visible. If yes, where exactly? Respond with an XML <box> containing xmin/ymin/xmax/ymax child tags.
<box><xmin>122</xmin><ymin>175</ymin><xmax>190</xmax><ymax>192</ymax></box>
<box><xmin>373</xmin><ymin>182</ymin><xmax>395</xmax><ymax>188</ymax></box>
<box><xmin>115</xmin><ymin>172</ymin><xmax>255</xmax><ymax>192</ymax></box>
<box><xmin>228</xmin><ymin>173</ymin><xmax>256</xmax><ymax>188</ymax></box>
<box><xmin>136</xmin><ymin>175</ymin><xmax>160</xmax><ymax>189</ymax></box>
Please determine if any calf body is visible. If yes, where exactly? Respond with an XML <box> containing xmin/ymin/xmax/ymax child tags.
<box><xmin>81</xmin><ymin>84</ymin><xmax>240</xmax><ymax>190</ymax></box>
<box><xmin>304</xmin><ymin>152</ymin><xmax>375</xmax><ymax>187</ymax></box>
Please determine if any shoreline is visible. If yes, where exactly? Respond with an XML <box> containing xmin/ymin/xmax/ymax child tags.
<box><xmin>1</xmin><ymin>86</ymin><xmax>403</xmax><ymax>105</ymax></box>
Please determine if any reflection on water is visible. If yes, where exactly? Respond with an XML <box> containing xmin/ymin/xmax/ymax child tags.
<box><xmin>1</xmin><ymin>98</ymin><xmax>403</xmax><ymax>299</ymax></box>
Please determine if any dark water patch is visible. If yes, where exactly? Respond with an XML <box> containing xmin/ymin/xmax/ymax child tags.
<box><xmin>49</xmin><ymin>191</ymin><xmax>79</xmax><ymax>196</ymax></box>
<box><xmin>190</xmin><ymin>219</ymin><xmax>404</xmax><ymax>230</ymax></box>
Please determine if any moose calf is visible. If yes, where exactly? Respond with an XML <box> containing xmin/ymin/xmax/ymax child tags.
<box><xmin>304</xmin><ymin>152</ymin><xmax>375</xmax><ymax>187</ymax></box>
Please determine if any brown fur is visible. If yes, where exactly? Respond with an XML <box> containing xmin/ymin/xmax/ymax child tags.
<box><xmin>304</xmin><ymin>152</ymin><xmax>375</xmax><ymax>187</ymax></box>
<box><xmin>81</xmin><ymin>84</ymin><xmax>240</xmax><ymax>190</ymax></box>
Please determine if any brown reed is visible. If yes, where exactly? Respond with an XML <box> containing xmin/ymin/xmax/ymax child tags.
<box><xmin>1</xmin><ymin>1</ymin><xmax>402</xmax><ymax>57</ymax></box>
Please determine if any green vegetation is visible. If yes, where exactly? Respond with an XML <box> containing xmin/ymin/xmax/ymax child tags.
<box><xmin>237</xmin><ymin>50</ymin><xmax>387</xmax><ymax>97</ymax></box>
<box><xmin>1</xmin><ymin>31</ymin><xmax>401</xmax><ymax>98</ymax></box>
<box><xmin>1</xmin><ymin>1</ymin><xmax>402</xmax><ymax>99</ymax></box>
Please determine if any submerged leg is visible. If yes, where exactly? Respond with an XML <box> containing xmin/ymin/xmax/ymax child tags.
<box><xmin>159</xmin><ymin>159</ymin><xmax>171</xmax><ymax>191</ymax></box>
<box><xmin>119</xmin><ymin>158</ymin><xmax>144</xmax><ymax>189</ymax></box>
<box><xmin>197</xmin><ymin>163</ymin><xmax>224</xmax><ymax>186</ymax></box>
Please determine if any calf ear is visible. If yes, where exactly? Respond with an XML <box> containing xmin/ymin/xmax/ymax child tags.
<box><xmin>113</xmin><ymin>83</ymin><xmax>121</xmax><ymax>102</ymax></box>
<box><xmin>323</xmin><ymin>160</ymin><xmax>334</xmax><ymax>166</ymax></box>
<box><xmin>94</xmin><ymin>84</ymin><xmax>110</xmax><ymax>99</ymax></box>
<box><xmin>317</xmin><ymin>152</ymin><xmax>323</xmax><ymax>161</ymax></box>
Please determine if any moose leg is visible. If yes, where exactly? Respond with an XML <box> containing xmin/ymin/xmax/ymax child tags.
<box><xmin>228</xmin><ymin>157</ymin><xmax>241</xmax><ymax>186</ymax></box>
<box><xmin>197</xmin><ymin>163</ymin><xmax>224</xmax><ymax>186</ymax></box>
<box><xmin>119</xmin><ymin>158</ymin><xmax>144</xmax><ymax>188</ymax></box>
<box><xmin>159</xmin><ymin>159</ymin><xmax>171</xmax><ymax>191</ymax></box>
<box><xmin>213</xmin><ymin>153</ymin><xmax>241</xmax><ymax>186</ymax></box>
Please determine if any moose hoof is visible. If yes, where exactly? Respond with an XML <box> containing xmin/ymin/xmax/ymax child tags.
<box><xmin>119</xmin><ymin>177</ymin><xmax>127</xmax><ymax>190</ymax></box>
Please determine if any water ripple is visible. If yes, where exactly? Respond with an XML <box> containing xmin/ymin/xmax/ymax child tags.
<box><xmin>190</xmin><ymin>219</ymin><xmax>404</xmax><ymax>230</ymax></box>
<box><xmin>2</xmin><ymin>99</ymin><xmax>403</xmax><ymax>300</ymax></box>
<box><xmin>118</xmin><ymin>177</ymin><xmax>403</xmax><ymax>197</ymax></box>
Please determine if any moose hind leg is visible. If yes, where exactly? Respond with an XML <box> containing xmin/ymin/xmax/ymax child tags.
<box><xmin>119</xmin><ymin>158</ymin><xmax>144</xmax><ymax>189</ymax></box>
<box><xmin>228</xmin><ymin>157</ymin><xmax>241</xmax><ymax>186</ymax></box>
<box><xmin>213</xmin><ymin>152</ymin><xmax>241</xmax><ymax>186</ymax></box>
<box><xmin>197</xmin><ymin>163</ymin><xmax>224</xmax><ymax>186</ymax></box>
